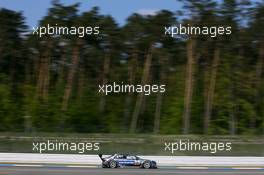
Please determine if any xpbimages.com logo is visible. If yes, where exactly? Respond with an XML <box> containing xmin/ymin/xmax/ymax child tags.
<box><xmin>32</xmin><ymin>140</ymin><xmax>100</xmax><ymax>153</ymax></box>
<box><xmin>32</xmin><ymin>24</ymin><xmax>100</xmax><ymax>37</ymax></box>
<box><xmin>98</xmin><ymin>82</ymin><xmax>166</xmax><ymax>95</ymax></box>
<box><xmin>164</xmin><ymin>140</ymin><xmax>232</xmax><ymax>154</ymax></box>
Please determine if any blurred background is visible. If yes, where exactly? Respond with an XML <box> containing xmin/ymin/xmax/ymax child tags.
<box><xmin>0</xmin><ymin>0</ymin><xmax>263</xmax><ymax>155</ymax></box>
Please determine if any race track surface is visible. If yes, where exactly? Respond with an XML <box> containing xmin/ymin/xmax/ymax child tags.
<box><xmin>1</xmin><ymin>167</ymin><xmax>264</xmax><ymax>175</ymax></box>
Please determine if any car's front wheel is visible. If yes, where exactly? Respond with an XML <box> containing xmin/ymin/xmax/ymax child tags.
<box><xmin>143</xmin><ymin>161</ymin><xmax>151</xmax><ymax>169</ymax></box>
<box><xmin>109</xmin><ymin>160</ymin><xmax>117</xmax><ymax>168</ymax></box>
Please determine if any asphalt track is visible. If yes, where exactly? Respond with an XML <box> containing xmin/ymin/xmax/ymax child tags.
<box><xmin>1</xmin><ymin>167</ymin><xmax>264</xmax><ymax>175</ymax></box>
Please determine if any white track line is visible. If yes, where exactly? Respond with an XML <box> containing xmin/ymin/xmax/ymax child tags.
<box><xmin>67</xmin><ymin>165</ymin><xmax>98</xmax><ymax>168</ymax></box>
<box><xmin>14</xmin><ymin>164</ymin><xmax>43</xmax><ymax>167</ymax></box>
<box><xmin>232</xmin><ymin>167</ymin><xmax>263</xmax><ymax>170</ymax></box>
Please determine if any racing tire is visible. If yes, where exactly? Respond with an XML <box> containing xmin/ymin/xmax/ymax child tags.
<box><xmin>143</xmin><ymin>160</ymin><xmax>151</xmax><ymax>169</ymax></box>
<box><xmin>109</xmin><ymin>160</ymin><xmax>117</xmax><ymax>168</ymax></box>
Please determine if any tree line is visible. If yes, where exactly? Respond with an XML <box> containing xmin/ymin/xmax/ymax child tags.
<box><xmin>0</xmin><ymin>0</ymin><xmax>263</xmax><ymax>135</ymax></box>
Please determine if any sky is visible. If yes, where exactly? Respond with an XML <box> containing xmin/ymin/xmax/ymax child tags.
<box><xmin>0</xmin><ymin>0</ymin><xmax>183</xmax><ymax>28</ymax></box>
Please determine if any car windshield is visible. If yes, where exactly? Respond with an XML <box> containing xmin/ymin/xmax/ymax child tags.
<box><xmin>126</xmin><ymin>155</ymin><xmax>136</xmax><ymax>160</ymax></box>
<box><xmin>115</xmin><ymin>155</ymin><xmax>125</xmax><ymax>159</ymax></box>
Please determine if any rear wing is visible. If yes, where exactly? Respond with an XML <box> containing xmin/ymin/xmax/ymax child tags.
<box><xmin>98</xmin><ymin>154</ymin><xmax>105</xmax><ymax>162</ymax></box>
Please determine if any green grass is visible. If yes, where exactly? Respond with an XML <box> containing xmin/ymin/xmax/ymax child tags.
<box><xmin>0</xmin><ymin>133</ymin><xmax>263</xmax><ymax>156</ymax></box>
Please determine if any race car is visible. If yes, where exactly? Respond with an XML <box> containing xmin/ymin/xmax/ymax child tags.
<box><xmin>99</xmin><ymin>154</ymin><xmax>157</xmax><ymax>169</ymax></box>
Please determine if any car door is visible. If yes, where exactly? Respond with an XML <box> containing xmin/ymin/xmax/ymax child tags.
<box><xmin>126</xmin><ymin>155</ymin><xmax>137</xmax><ymax>166</ymax></box>
<box><xmin>115</xmin><ymin>155</ymin><xmax>130</xmax><ymax>166</ymax></box>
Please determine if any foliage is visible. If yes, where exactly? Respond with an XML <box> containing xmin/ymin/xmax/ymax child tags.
<box><xmin>0</xmin><ymin>1</ymin><xmax>263</xmax><ymax>135</ymax></box>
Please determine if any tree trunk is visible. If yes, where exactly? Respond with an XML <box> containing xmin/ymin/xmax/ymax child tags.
<box><xmin>153</xmin><ymin>54</ymin><xmax>167</xmax><ymax>134</ymax></box>
<box><xmin>130</xmin><ymin>45</ymin><xmax>153</xmax><ymax>133</ymax></box>
<box><xmin>77</xmin><ymin>64</ymin><xmax>85</xmax><ymax>100</ymax></box>
<box><xmin>60</xmin><ymin>40</ymin><xmax>81</xmax><ymax>129</ymax></box>
<box><xmin>154</xmin><ymin>92</ymin><xmax>163</xmax><ymax>134</ymax></box>
<box><xmin>229</xmin><ymin>101</ymin><xmax>236</xmax><ymax>135</ymax></box>
<box><xmin>99</xmin><ymin>53</ymin><xmax>111</xmax><ymax>114</ymax></box>
<box><xmin>229</xmin><ymin>48</ymin><xmax>244</xmax><ymax>135</ymax></box>
<box><xmin>43</xmin><ymin>55</ymin><xmax>50</xmax><ymax>100</ymax></box>
<box><xmin>123</xmin><ymin>49</ymin><xmax>137</xmax><ymax>132</ymax></box>
<box><xmin>61</xmin><ymin>45</ymin><xmax>80</xmax><ymax>110</ymax></box>
<box><xmin>36</xmin><ymin>55</ymin><xmax>44</xmax><ymax>98</ymax></box>
<box><xmin>57</xmin><ymin>48</ymin><xmax>67</xmax><ymax>87</ymax></box>
<box><xmin>36</xmin><ymin>40</ymin><xmax>51</xmax><ymax>100</ymax></box>
<box><xmin>204</xmin><ymin>48</ymin><xmax>220</xmax><ymax>134</ymax></box>
<box><xmin>256</xmin><ymin>43</ymin><xmax>264</xmax><ymax>134</ymax></box>
<box><xmin>183</xmin><ymin>39</ymin><xmax>195</xmax><ymax>134</ymax></box>
<box><xmin>256</xmin><ymin>43</ymin><xmax>264</xmax><ymax>94</ymax></box>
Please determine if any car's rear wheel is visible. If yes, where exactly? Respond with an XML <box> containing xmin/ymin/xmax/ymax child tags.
<box><xmin>109</xmin><ymin>160</ymin><xmax>117</xmax><ymax>168</ymax></box>
<box><xmin>143</xmin><ymin>161</ymin><xmax>151</xmax><ymax>169</ymax></box>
